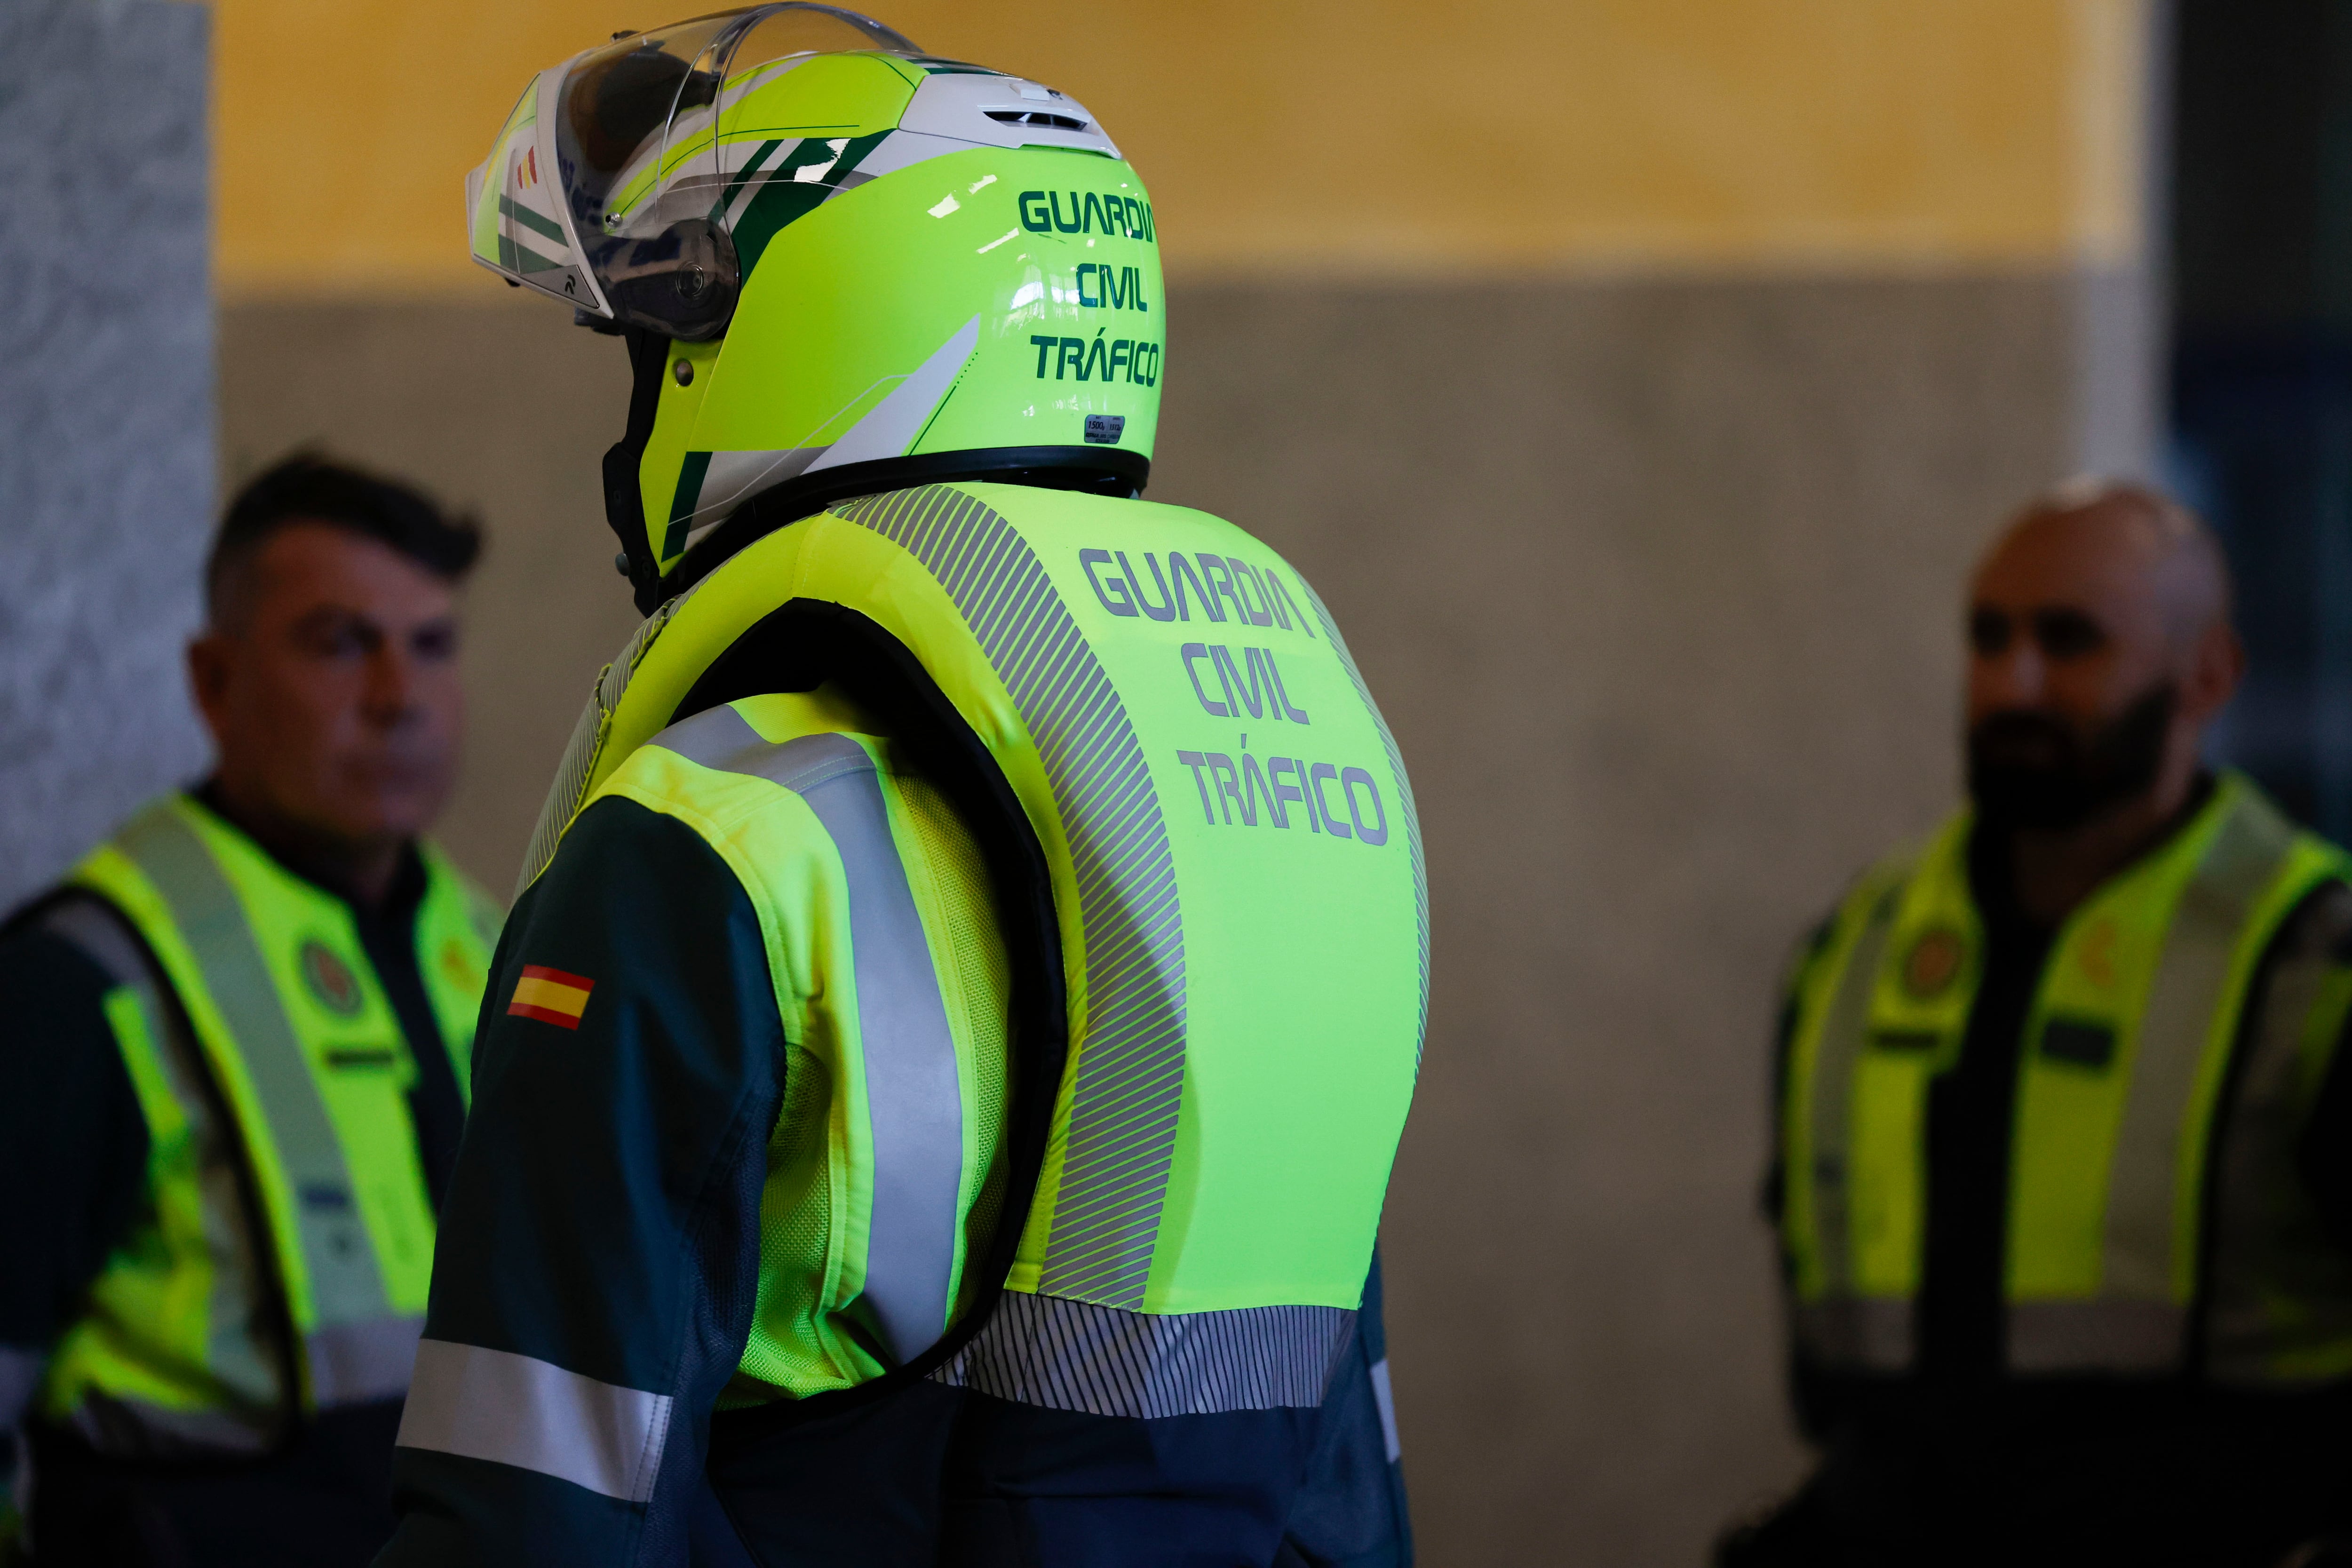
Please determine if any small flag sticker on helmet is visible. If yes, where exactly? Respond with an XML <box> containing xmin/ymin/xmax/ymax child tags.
<box><xmin>508</xmin><ymin>965</ymin><xmax>594</xmax><ymax>1029</ymax></box>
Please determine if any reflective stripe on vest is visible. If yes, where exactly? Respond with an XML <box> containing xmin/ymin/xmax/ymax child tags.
<box><xmin>57</xmin><ymin>795</ymin><xmax>497</xmax><ymax>1430</ymax></box>
<box><xmin>31</xmin><ymin>895</ymin><xmax>283</xmax><ymax>1454</ymax></box>
<box><xmin>2204</xmin><ymin>887</ymin><xmax>2352</xmax><ymax>1384</ymax></box>
<box><xmin>1785</xmin><ymin>774</ymin><xmax>2351</xmax><ymax>1378</ymax></box>
<box><xmin>928</xmin><ymin>1290</ymin><xmax>1354</xmax><ymax>1417</ymax></box>
<box><xmin>650</xmin><ymin>714</ymin><xmax>966</xmax><ymax>1363</ymax></box>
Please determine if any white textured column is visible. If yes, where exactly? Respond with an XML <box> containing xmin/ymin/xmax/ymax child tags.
<box><xmin>0</xmin><ymin>1</ymin><xmax>213</xmax><ymax>910</ymax></box>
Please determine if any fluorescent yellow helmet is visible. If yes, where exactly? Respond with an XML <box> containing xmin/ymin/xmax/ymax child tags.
<box><xmin>469</xmin><ymin>4</ymin><xmax>1164</xmax><ymax>611</ymax></box>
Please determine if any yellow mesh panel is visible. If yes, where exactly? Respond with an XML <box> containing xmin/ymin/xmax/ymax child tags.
<box><xmin>890</xmin><ymin>766</ymin><xmax>1013</xmax><ymax>1315</ymax></box>
<box><xmin>731</xmin><ymin>1043</ymin><xmax>866</xmax><ymax>1402</ymax></box>
<box><xmin>731</xmin><ymin>750</ymin><xmax>1016</xmax><ymax>1402</ymax></box>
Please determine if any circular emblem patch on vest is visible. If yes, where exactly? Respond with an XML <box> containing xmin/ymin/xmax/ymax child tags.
<box><xmin>2077</xmin><ymin>917</ymin><xmax>2120</xmax><ymax>990</ymax></box>
<box><xmin>1901</xmin><ymin>927</ymin><xmax>1967</xmax><ymax>999</ymax></box>
<box><xmin>300</xmin><ymin>939</ymin><xmax>364</xmax><ymax>1017</ymax></box>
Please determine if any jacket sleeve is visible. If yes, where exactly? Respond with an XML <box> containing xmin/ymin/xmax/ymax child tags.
<box><xmin>0</xmin><ymin>907</ymin><xmax>154</xmax><ymax>1420</ymax></box>
<box><xmin>1274</xmin><ymin>1246</ymin><xmax>1414</xmax><ymax>1568</ymax></box>
<box><xmin>2285</xmin><ymin>884</ymin><xmax>2352</xmax><ymax>1256</ymax></box>
<box><xmin>1764</xmin><ymin>915</ymin><xmax>1836</xmax><ymax>1232</ymax></box>
<box><xmin>377</xmin><ymin>796</ymin><xmax>784</xmax><ymax>1568</ymax></box>
<box><xmin>0</xmin><ymin>900</ymin><xmax>156</xmax><ymax>1554</ymax></box>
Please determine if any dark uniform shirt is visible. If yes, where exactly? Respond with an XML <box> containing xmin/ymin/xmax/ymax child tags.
<box><xmin>1764</xmin><ymin>793</ymin><xmax>2352</xmax><ymax>1568</ymax></box>
<box><xmin>0</xmin><ymin>792</ymin><xmax>467</xmax><ymax>1568</ymax></box>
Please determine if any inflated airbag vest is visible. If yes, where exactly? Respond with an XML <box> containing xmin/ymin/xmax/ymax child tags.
<box><xmin>525</xmin><ymin>481</ymin><xmax>1426</xmax><ymax>1376</ymax></box>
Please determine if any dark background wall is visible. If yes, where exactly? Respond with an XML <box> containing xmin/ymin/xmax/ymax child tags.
<box><xmin>2170</xmin><ymin>0</ymin><xmax>2352</xmax><ymax>839</ymax></box>
<box><xmin>221</xmin><ymin>273</ymin><xmax>2073</xmax><ymax>1560</ymax></box>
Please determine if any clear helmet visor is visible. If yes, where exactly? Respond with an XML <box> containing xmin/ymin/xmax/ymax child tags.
<box><xmin>496</xmin><ymin>5</ymin><xmax>922</xmax><ymax>338</ymax></box>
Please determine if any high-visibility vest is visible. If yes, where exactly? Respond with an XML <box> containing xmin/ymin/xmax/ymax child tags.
<box><xmin>40</xmin><ymin>793</ymin><xmax>499</xmax><ymax>1451</ymax></box>
<box><xmin>523</xmin><ymin>480</ymin><xmax>1428</xmax><ymax>1409</ymax></box>
<box><xmin>1781</xmin><ymin>772</ymin><xmax>2352</xmax><ymax>1383</ymax></box>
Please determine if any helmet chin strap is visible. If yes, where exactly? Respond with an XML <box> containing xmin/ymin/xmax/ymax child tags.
<box><xmin>603</xmin><ymin>325</ymin><xmax>673</xmax><ymax>616</ymax></box>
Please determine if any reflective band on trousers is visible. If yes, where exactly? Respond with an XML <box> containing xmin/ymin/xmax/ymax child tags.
<box><xmin>929</xmin><ymin>1290</ymin><xmax>1354</xmax><ymax>1419</ymax></box>
<box><xmin>1368</xmin><ymin>1355</ymin><xmax>1402</xmax><ymax>1463</ymax></box>
<box><xmin>396</xmin><ymin>1339</ymin><xmax>673</xmax><ymax>1503</ymax></box>
<box><xmin>652</xmin><ymin>711</ymin><xmax>964</xmax><ymax>1364</ymax></box>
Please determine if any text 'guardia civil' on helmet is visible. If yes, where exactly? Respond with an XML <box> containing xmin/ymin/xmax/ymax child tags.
<box><xmin>467</xmin><ymin>4</ymin><xmax>1166</xmax><ymax>611</ymax></box>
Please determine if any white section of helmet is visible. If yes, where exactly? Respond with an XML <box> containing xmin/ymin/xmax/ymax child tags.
<box><xmin>466</xmin><ymin>4</ymin><xmax>1120</xmax><ymax>339</ymax></box>
<box><xmin>895</xmin><ymin>72</ymin><xmax>1118</xmax><ymax>159</ymax></box>
<box><xmin>467</xmin><ymin>6</ymin><xmax>920</xmax><ymax>338</ymax></box>
<box><xmin>465</xmin><ymin>62</ymin><xmax>615</xmax><ymax>320</ymax></box>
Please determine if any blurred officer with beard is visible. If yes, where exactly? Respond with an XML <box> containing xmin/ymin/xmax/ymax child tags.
<box><xmin>1721</xmin><ymin>482</ymin><xmax>2352</xmax><ymax>1568</ymax></box>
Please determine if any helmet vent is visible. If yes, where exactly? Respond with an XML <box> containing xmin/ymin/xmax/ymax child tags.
<box><xmin>985</xmin><ymin>109</ymin><xmax>1089</xmax><ymax>132</ymax></box>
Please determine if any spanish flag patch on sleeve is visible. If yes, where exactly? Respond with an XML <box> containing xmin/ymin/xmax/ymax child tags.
<box><xmin>508</xmin><ymin>965</ymin><xmax>594</xmax><ymax>1029</ymax></box>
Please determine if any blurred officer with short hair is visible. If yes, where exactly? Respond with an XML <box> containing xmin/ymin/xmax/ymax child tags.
<box><xmin>1723</xmin><ymin>482</ymin><xmax>2352</xmax><ymax>1567</ymax></box>
<box><xmin>0</xmin><ymin>455</ymin><xmax>501</xmax><ymax>1567</ymax></box>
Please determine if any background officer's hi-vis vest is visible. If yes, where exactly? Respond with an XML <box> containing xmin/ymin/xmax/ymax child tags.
<box><xmin>1781</xmin><ymin>772</ymin><xmax>2352</xmax><ymax>1385</ymax></box>
<box><xmin>39</xmin><ymin>793</ymin><xmax>497</xmax><ymax>1453</ymax></box>
<box><xmin>521</xmin><ymin>480</ymin><xmax>1427</xmax><ymax>1410</ymax></box>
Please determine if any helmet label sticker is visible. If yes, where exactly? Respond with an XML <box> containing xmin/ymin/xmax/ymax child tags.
<box><xmin>1085</xmin><ymin>414</ymin><xmax>1126</xmax><ymax>444</ymax></box>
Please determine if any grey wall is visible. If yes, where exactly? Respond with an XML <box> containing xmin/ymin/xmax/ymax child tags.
<box><xmin>1156</xmin><ymin>276</ymin><xmax>2071</xmax><ymax>1563</ymax></box>
<box><xmin>219</xmin><ymin>306</ymin><xmax>643</xmax><ymax>896</ymax></box>
<box><xmin>220</xmin><ymin>271</ymin><xmax>2074</xmax><ymax>1563</ymax></box>
<box><xmin>0</xmin><ymin>0</ymin><xmax>211</xmax><ymax>912</ymax></box>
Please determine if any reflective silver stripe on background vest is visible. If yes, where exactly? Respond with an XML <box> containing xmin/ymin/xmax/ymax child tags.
<box><xmin>113</xmin><ymin>805</ymin><xmax>419</xmax><ymax>1402</ymax></box>
<box><xmin>654</xmin><ymin>710</ymin><xmax>963</xmax><ymax>1362</ymax></box>
<box><xmin>1796</xmin><ymin>881</ymin><xmax>1905</xmax><ymax>1370</ymax></box>
<box><xmin>928</xmin><ymin>1290</ymin><xmax>1354</xmax><ymax>1418</ymax></box>
<box><xmin>2007</xmin><ymin>797</ymin><xmax>2295</xmax><ymax>1374</ymax></box>
<box><xmin>36</xmin><ymin>895</ymin><xmax>285</xmax><ymax>1451</ymax></box>
<box><xmin>397</xmin><ymin>1338</ymin><xmax>672</xmax><ymax>1502</ymax></box>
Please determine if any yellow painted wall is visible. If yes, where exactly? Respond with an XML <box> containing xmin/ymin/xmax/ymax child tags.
<box><xmin>216</xmin><ymin>0</ymin><xmax>2145</xmax><ymax>297</ymax></box>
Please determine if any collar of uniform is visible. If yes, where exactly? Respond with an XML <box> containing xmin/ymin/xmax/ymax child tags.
<box><xmin>1964</xmin><ymin>769</ymin><xmax>2222</xmax><ymax>939</ymax></box>
<box><xmin>183</xmin><ymin>779</ymin><xmax>428</xmax><ymax>932</ymax></box>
